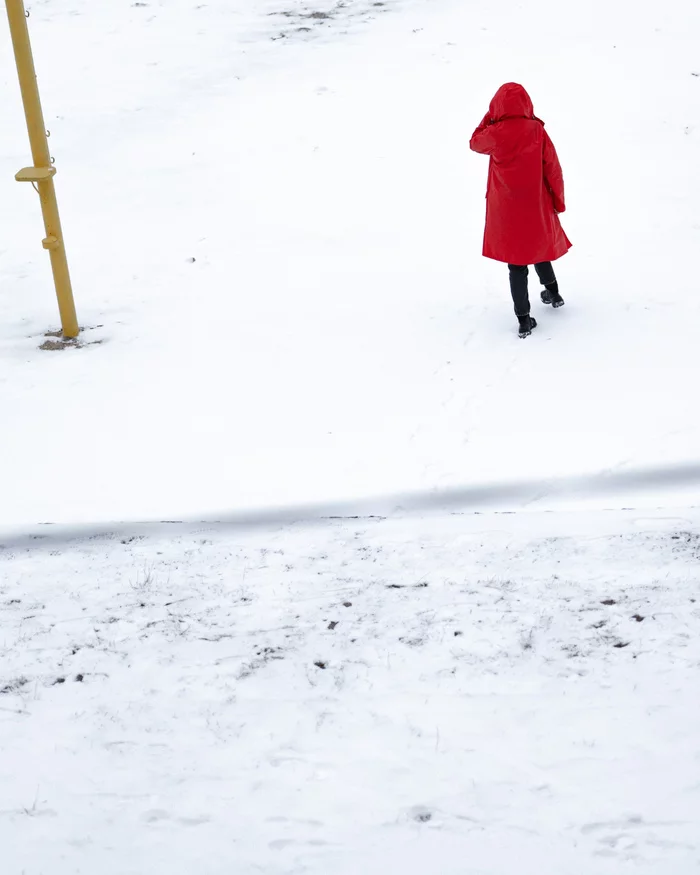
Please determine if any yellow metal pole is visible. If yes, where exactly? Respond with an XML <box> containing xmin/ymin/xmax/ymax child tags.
<box><xmin>5</xmin><ymin>0</ymin><xmax>79</xmax><ymax>338</ymax></box>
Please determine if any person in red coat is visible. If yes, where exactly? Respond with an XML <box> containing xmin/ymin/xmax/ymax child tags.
<box><xmin>470</xmin><ymin>83</ymin><xmax>572</xmax><ymax>337</ymax></box>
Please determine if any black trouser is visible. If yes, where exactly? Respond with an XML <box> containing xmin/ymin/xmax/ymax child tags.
<box><xmin>507</xmin><ymin>262</ymin><xmax>556</xmax><ymax>317</ymax></box>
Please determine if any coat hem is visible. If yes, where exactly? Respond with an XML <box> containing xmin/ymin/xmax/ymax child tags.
<box><xmin>483</xmin><ymin>245</ymin><xmax>572</xmax><ymax>265</ymax></box>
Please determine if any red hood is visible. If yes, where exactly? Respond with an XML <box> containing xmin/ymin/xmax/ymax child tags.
<box><xmin>489</xmin><ymin>83</ymin><xmax>535</xmax><ymax>122</ymax></box>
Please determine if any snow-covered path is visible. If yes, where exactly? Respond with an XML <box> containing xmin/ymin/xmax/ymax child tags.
<box><xmin>2</xmin><ymin>0</ymin><xmax>700</xmax><ymax>527</ymax></box>
<box><xmin>2</xmin><ymin>508</ymin><xmax>700</xmax><ymax>874</ymax></box>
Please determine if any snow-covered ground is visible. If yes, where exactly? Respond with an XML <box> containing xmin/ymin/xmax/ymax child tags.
<box><xmin>2</xmin><ymin>509</ymin><xmax>700</xmax><ymax>874</ymax></box>
<box><xmin>2</xmin><ymin>0</ymin><xmax>700</xmax><ymax>872</ymax></box>
<box><xmin>1</xmin><ymin>0</ymin><xmax>700</xmax><ymax>526</ymax></box>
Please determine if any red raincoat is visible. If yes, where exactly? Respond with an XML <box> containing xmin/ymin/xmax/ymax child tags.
<box><xmin>470</xmin><ymin>83</ymin><xmax>571</xmax><ymax>265</ymax></box>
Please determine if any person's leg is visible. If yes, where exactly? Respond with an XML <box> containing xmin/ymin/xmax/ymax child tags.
<box><xmin>508</xmin><ymin>265</ymin><xmax>537</xmax><ymax>336</ymax></box>
<box><xmin>534</xmin><ymin>261</ymin><xmax>556</xmax><ymax>286</ymax></box>
<box><xmin>507</xmin><ymin>264</ymin><xmax>530</xmax><ymax>316</ymax></box>
<box><xmin>535</xmin><ymin>261</ymin><xmax>565</xmax><ymax>307</ymax></box>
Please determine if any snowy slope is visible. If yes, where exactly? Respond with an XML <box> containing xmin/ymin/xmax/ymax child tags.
<box><xmin>1</xmin><ymin>0</ymin><xmax>700</xmax><ymax>527</ymax></box>
<box><xmin>2</xmin><ymin>509</ymin><xmax>700</xmax><ymax>874</ymax></box>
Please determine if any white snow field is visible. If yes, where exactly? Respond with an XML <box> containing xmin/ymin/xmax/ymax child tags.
<box><xmin>1</xmin><ymin>0</ymin><xmax>700</xmax><ymax>524</ymax></box>
<box><xmin>2</xmin><ymin>0</ymin><xmax>700</xmax><ymax>873</ymax></box>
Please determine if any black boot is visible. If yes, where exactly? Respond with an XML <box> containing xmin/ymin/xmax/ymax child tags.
<box><xmin>541</xmin><ymin>281</ymin><xmax>565</xmax><ymax>308</ymax></box>
<box><xmin>517</xmin><ymin>314</ymin><xmax>537</xmax><ymax>338</ymax></box>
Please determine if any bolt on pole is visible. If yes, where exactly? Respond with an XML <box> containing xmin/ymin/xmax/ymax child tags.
<box><xmin>5</xmin><ymin>0</ymin><xmax>79</xmax><ymax>338</ymax></box>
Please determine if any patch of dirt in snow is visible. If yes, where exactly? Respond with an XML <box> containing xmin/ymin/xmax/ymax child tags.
<box><xmin>37</xmin><ymin>326</ymin><xmax>107</xmax><ymax>352</ymax></box>
<box><xmin>268</xmin><ymin>0</ymin><xmax>395</xmax><ymax>41</ymax></box>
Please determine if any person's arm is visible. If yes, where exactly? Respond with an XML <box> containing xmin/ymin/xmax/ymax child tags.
<box><xmin>470</xmin><ymin>113</ymin><xmax>497</xmax><ymax>155</ymax></box>
<box><xmin>543</xmin><ymin>131</ymin><xmax>566</xmax><ymax>213</ymax></box>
